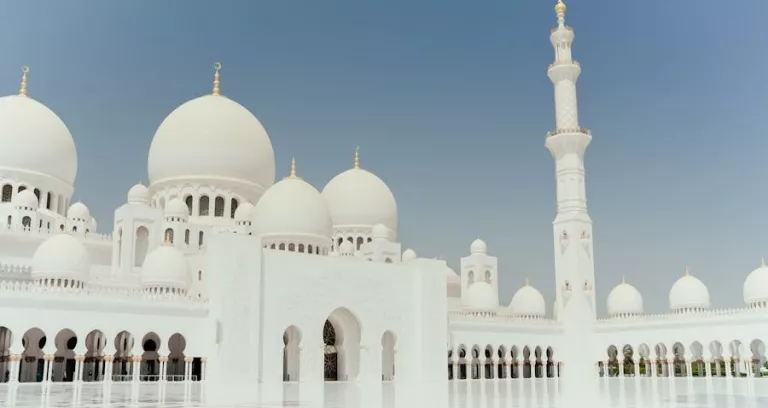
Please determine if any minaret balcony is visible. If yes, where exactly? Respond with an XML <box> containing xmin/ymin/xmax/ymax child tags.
<box><xmin>546</xmin><ymin>128</ymin><xmax>591</xmax><ymax>138</ymax></box>
<box><xmin>547</xmin><ymin>61</ymin><xmax>581</xmax><ymax>82</ymax></box>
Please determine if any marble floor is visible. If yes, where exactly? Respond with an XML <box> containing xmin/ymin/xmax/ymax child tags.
<box><xmin>0</xmin><ymin>378</ymin><xmax>766</xmax><ymax>407</ymax></box>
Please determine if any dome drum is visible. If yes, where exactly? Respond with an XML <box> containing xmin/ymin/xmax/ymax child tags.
<box><xmin>261</xmin><ymin>234</ymin><xmax>330</xmax><ymax>256</ymax></box>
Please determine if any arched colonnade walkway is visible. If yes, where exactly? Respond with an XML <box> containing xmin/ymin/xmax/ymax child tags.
<box><xmin>447</xmin><ymin>344</ymin><xmax>559</xmax><ymax>380</ymax></box>
<box><xmin>600</xmin><ymin>339</ymin><xmax>768</xmax><ymax>378</ymax></box>
<box><xmin>0</xmin><ymin>327</ymin><xmax>203</xmax><ymax>384</ymax></box>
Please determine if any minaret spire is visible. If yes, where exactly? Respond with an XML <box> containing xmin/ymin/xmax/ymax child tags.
<box><xmin>546</xmin><ymin>1</ymin><xmax>595</xmax><ymax>321</ymax></box>
<box><xmin>354</xmin><ymin>146</ymin><xmax>360</xmax><ymax>169</ymax></box>
<box><xmin>212</xmin><ymin>62</ymin><xmax>222</xmax><ymax>96</ymax></box>
<box><xmin>18</xmin><ymin>66</ymin><xmax>29</xmax><ymax>96</ymax></box>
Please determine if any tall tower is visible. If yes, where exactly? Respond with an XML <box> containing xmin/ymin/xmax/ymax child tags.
<box><xmin>545</xmin><ymin>0</ymin><xmax>597</xmax><ymax>320</ymax></box>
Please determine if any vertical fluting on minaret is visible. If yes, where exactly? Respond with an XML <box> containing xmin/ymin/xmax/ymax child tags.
<box><xmin>545</xmin><ymin>0</ymin><xmax>597</xmax><ymax>320</ymax></box>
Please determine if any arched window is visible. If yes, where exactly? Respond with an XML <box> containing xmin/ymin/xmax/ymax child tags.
<box><xmin>279</xmin><ymin>243</ymin><xmax>286</xmax><ymax>250</ymax></box>
<box><xmin>199</xmin><ymin>196</ymin><xmax>210</xmax><ymax>216</ymax></box>
<box><xmin>185</xmin><ymin>229</ymin><xmax>190</xmax><ymax>244</ymax></box>
<box><xmin>214</xmin><ymin>196</ymin><xmax>225</xmax><ymax>217</ymax></box>
<box><xmin>45</xmin><ymin>192</ymin><xmax>52</xmax><ymax>209</ymax></box>
<box><xmin>198</xmin><ymin>231</ymin><xmax>204</xmax><ymax>247</ymax></box>
<box><xmin>230</xmin><ymin>198</ymin><xmax>239</xmax><ymax>218</ymax></box>
<box><xmin>22</xmin><ymin>217</ymin><xmax>31</xmax><ymax>228</ymax></box>
<box><xmin>17</xmin><ymin>185</ymin><xmax>26</xmax><ymax>192</ymax></box>
<box><xmin>117</xmin><ymin>228</ymin><xmax>123</xmax><ymax>268</ymax></box>
<box><xmin>33</xmin><ymin>188</ymin><xmax>40</xmax><ymax>202</ymax></box>
<box><xmin>485</xmin><ymin>270</ymin><xmax>491</xmax><ymax>284</ymax></box>
<box><xmin>72</xmin><ymin>226</ymin><xmax>78</xmax><ymax>232</ymax></box>
<box><xmin>135</xmin><ymin>226</ymin><xmax>149</xmax><ymax>266</ymax></box>
<box><xmin>385</xmin><ymin>258</ymin><xmax>393</xmax><ymax>263</ymax></box>
<box><xmin>356</xmin><ymin>237</ymin><xmax>364</xmax><ymax>250</ymax></box>
<box><xmin>308</xmin><ymin>245</ymin><xmax>313</xmax><ymax>254</ymax></box>
<box><xmin>198</xmin><ymin>271</ymin><xmax>202</xmax><ymax>281</ymax></box>
<box><xmin>298</xmin><ymin>244</ymin><xmax>305</xmax><ymax>253</ymax></box>
<box><xmin>184</xmin><ymin>196</ymin><xmax>193</xmax><ymax>215</ymax></box>
<box><xmin>468</xmin><ymin>271</ymin><xmax>475</xmax><ymax>285</ymax></box>
<box><xmin>164</xmin><ymin>228</ymin><xmax>174</xmax><ymax>243</ymax></box>
<box><xmin>1</xmin><ymin>185</ymin><xmax>12</xmax><ymax>202</ymax></box>
<box><xmin>288</xmin><ymin>243</ymin><xmax>296</xmax><ymax>252</ymax></box>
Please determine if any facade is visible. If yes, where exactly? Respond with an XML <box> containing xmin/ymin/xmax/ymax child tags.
<box><xmin>0</xmin><ymin>0</ymin><xmax>766</xmax><ymax>396</ymax></box>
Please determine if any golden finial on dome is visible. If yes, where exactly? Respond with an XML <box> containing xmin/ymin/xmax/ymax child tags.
<box><xmin>761</xmin><ymin>256</ymin><xmax>766</xmax><ymax>267</ymax></box>
<box><xmin>290</xmin><ymin>157</ymin><xmax>296</xmax><ymax>178</ymax></box>
<box><xmin>555</xmin><ymin>0</ymin><xmax>567</xmax><ymax>15</ymax></box>
<box><xmin>212</xmin><ymin>62</ymin><xmax>222</xmax><ymax>96</ymax></box>
<box><xmin>684</xmin><ymin>266</ymin><xmax>691</xmax><ymax>276</ymax></box>
<box><xmin>354</xmin><ymin>146</ymin><xmax>360</xmax><ymax>169</ymax></box>
<box><xmin>19</xmin><ymin>66</ymin><xmax>30</xmax><ymax>96</ymax></box>
<box><xmin>524</xmin><ymin>278</ymin><xmax>530</xmax><ymax>287</ymax></box>
<box><xmin>621</xmin><ymin>275</ymin><xmax>626</xmax><ymax>284</ymax></box>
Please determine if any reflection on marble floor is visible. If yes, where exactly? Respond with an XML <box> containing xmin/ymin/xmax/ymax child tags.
<box><xmin>0</xmin><ymin>379</ymin><xmax>766</xmax><ymax>407</ymax></box>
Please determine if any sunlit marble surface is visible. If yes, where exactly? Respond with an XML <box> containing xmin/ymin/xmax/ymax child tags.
<box><xmin>1</xmin><ymin>379</ymin><xmax>766</xmax><ymax>407</ymax></box>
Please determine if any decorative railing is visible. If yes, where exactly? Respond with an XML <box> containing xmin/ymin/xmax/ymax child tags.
<box><xmin>0</xmin><ymin>280</ymin><xmax>208</xmax><ymax>307</ymax></box>
<box><xmin>548</xmin><ymin>60</ymin><xmax>580</xmax><ymax>70</ymax></box>
<box><xmin>448</xmin><ymin>310</ymin><xmax>560</xmax><ymax>326</ymax></box>
<box><xmin>109</xmin><ymin>374</ymin><xmax>198</xmax><ymax>382</ymax></box>
<box><xmin>551</xmin><ymin>25</ymin><xmax>573</xmax><ymax>34</ymax></box>
<box><xmin>597</xmin><ymin>305</ymin><xmax>768</xmax><ymax>324</ymax></box>
<box><xmin>546</xmin><ymin>128</ymin><xmax>591</xmax><ymax>138</ymax></box>
<box><xmin>0</xmin><ymin>263</ymin><xmax>32</xmax><ymax>277</ymax></box>
<box><xmin>0</xmin><ymin>226</ymin><xmax>112</xmax><ymax>242</ymax></box>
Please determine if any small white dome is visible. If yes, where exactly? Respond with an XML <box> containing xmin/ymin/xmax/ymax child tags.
<box><xmin>464</xmin><ymin>281</ymin><xmax>498</xmax><ymax>310</ymax></box>
<box><xmin>165</xmin><ymin>198</ymin><xmax>189</xmax><ymax>218</ymax></box>
<box><xmin>322</xmin><ymin>164</ymin><xmax>397</xmax><ymax>233</ymax></box>
<box><xmin>234</xmin><ymin>202</ymin><xmax>254</xmax><ymax>220</ymax></box>
<box><xmin>67</xmin><ymin>202</ymin><xmax>90</xmax><ymax>221</ymax></box>
<box><xmin>470</xmin><ymin>238</ymin><xmax>487</xmax><ymax>255</ymax></box>
<box><xmin>339</xmin><ymin>240</ymin><xmax>355</xmax><ymax>255</ymax></box>
<box><xmin>508</xmin><ymin>282</ymin><xmax>546</xmax><ymax>317</ymax></box>
<box><xmin>669</xmin><ymin>268</ymin><xmax>710</xmax><ymax>311</ymax></box>
<box><xmin>607</xmin><ymin>279</ymin><xmax>644</xmax><ymax>317</ymax></box>
<box><xmin>402</xmin><ymin>248</ymin><xmax>417</xmax><ymax>262</ymax></box>
<box><xmin>744</xmin><ymin>258</ymin><xmax>768</xmax><ymax>305</ymax></box>
<box><xmin>372</xmin><ymin>223</ymin><xmax>389</xmax><ymax>241</ymax></box>
<box><xmin>127</xmin><ymin>183</ymin><xmax>150</xmax><ymax>204</ymax></box>
<box><xmin>140</xmin><ymin>244</ymin><xmax>190</xmax><ymax>290</ymax></box>
<box><xmin>32</xmin><ymin>233</ymin><xmax>89</xmax><ymax>282</ymax></box>
<box><xmin>147</xmin><ymin>94</ymin><xmax>275</xmax><ymax>191</ymax></box>
<box><xmin>13</xmin><ymin>189</ymin><xmax>38</xmax><ymax>209</ymax></box>
<box><xmin>0</xmin><ymin>95</ymin><xmax>78</xmax><ymax>185</ymax></box>
<box><xmin>252</xmin><ymin>175</ymin><xmax>332</xmax><ymax>240</ymax></box>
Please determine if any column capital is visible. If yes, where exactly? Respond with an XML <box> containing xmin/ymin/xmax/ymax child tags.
<box><xmin>9</xmin><ymin>354</ymin><xmax>22</xmax><ymax>361</ymax></box>
<box><xmin>132</xmin><ymin>356</ymin><xmax>142</xmax><ymax>362</ymax></box>
<box><xmin>104</xmin><ymin>355</ymin><xmax>115</xmax><ymax>362</ymax></box>
<box><xmin>44</xmin><ymin>354</ymin><xmax>55</xmax><ymax>361</ymax></box>
<box><xmin>201</xmin><ymin>357</ymin><xmax>207</xmax><ymax>363</ymax></box>
<box><xmin>184</xmin><ymin>357</ymin><xmax>193</xmax><ymax>363</ymax></box>
<box><xmin>75</xmin><ymin>355</ymin><xmax>85</xmax><ymax>362</ymax></box>
<box><xmin>159</xmin><ymin>356</ymin><xmax>169</xmax><ymax>362</ymax></box>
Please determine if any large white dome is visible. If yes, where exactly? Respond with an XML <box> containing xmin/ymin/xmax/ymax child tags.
<box><xmin>0</xmin><ymin>95</ymin><xmax>78</xmax><ymax>185</ymax></box>
<box><xmin>140</xmin><ymin>244</ymin><xmax>190</xmax><ymax>290</ymax></box>
<box><xmin>32</xmin><ymin>233</ymin><xmax>89</xmax><ymax>283</ymax></box>
<box><xmin>464</xmin><ymin>281</ymin><xmax>498</xmax><ymax>310</ymax></box>
<box><xmin>147</xmin><ymin>94</ymin><xmax>275</xmax><ymax>190</ymax></box>
<box><xmin>252</xmin><ymin>168</ymin><xmax>332</xmax><ymax>241</ymax></box>
<box><xmin>508</xmin><ymin>282</ymin><xmax>546</xmax><ymax>317</ymax></box>
<box><xmin>321</xmin><ymin>162</ymin><xmax>397</xmax><ymax>233</ymax></box>
<box><xmin>607</xmin><ymin>279</ymin><xmax>644</xmax><ymax>317</ymax></box>
<box><xmin>744</xmin><ymin>258</ymin><xmax>768</xmax><ymax>306</ymax></box>
<box><xmin>669</xmin><ymin>268</ymin><xmax>710</xmax><ymax>311</ymax></box>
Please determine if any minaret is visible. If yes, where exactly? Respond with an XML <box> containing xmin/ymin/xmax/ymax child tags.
<box><xmin>545</xmin><ymin>0</ymin><xmax>597</xmax><ymax>320</ymax></box>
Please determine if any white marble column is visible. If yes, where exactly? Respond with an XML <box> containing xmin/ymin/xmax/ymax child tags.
<box><xmin>43</xmin><ymin>355</ymin><xmax>53</xmax><ymax>383</ymax></box>
<box><xmin>201</xmin><ymin>358</ymin><xmax>207</xmax><ymax>382</ymax></box>
<box><xmin>618</xmin><ymin>357</ymin><xmax>625</xmax><ymax>377</ymax></box>
<box><xmin>185</xmin><ymin>357</ymin><xmax>193</xmax><ymax>382</ymax></box>
<box><xmin>159</xmin><ymin>357</ymin><xmax>167</xmax><ymax>382</ymax></box>
<box><xmin>74</xmin><ymin>356</ymin><xmax>84</xmax><ymax>382</ymax></box>
<box><xmin>132</xmin><ymin>357</ymin><xmax>141</xmax><ymax>383</ymax></box>
<box><xmin>705</xmin><ymin>360</ymin><xmax>712</xmax><ymax>377</ymax></box>
<box><xmin>9</xmin><ymin>355</ymin><xmax>20</xmax><ymax>383</ymax></box>
<box><xmin>686</xmin><ymin>359</ymin><xmax>693</xmax><ymax>378</ymax></box>
<box><xmin>725</xmin><ymin>357</ymin><xmax>733</xmax><ymax>377</ymax></box>
<box><xmin>451</xmin><ymin>358</ymin><xmax>458</xmax><ymax>380</ymax></box>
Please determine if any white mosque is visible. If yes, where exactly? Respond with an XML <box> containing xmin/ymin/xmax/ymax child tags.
<box><xmin>0</xmin><ymin>0</ymin><xmax>766</xmax><ymax>396</ymax></box>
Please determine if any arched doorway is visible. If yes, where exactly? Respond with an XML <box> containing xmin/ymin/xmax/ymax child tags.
<box><xmin>381</xmin><ymin>331</ymin><xmax>396</xmax><ymax>381</ymax></box>
<box><xmin>323</xmin><ymin>321</ymin><xmax>338</xmax><ymax>381</ymax></box>
<box><xmin>283</xmin><ymin>326</ymin><xmax>301</xmax><ymax>382</ymax></box>
<box><xmin>323</xmin><ymin>307</ymin><xmax>361</xmax><ymax>382</ymax></box>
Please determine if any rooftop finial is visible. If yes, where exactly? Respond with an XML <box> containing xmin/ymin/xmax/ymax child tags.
<box><xmin>212</xmin><ymin>62</ymin><xmax>222</xmax><ymax>96</ymax></box>
<box><xmin>621</xmin><ymin>275</ymin><xmax>626</xmax><ymax>284</ymax></box>
<box><xmin>525</xmin><ymin>278</ymin><xmax>530</xmax><ymax>287</ymax></box>
<box><xmin>354</xmin><ymin>146</ymin><xmax>360</xmax><ymax>169</ymax></box>
<box><xmin>290</xmin><ymin>157</ymin><xmax>296</xmax><ymax>178</ymax></box>
<box><xmin>19</xmin><ymin>66</ymin><xmax>29</xmax><ymax>96</ymax></box>
<box><xmin>762</xmin><ymin>256</ymin><xmax>766</xmax><ymax>267</ymax></box>
<box><xmin>684</xmin><ymin>266</ymin><xmax>691</xmax><ymax>276</ymax></box>
<box><xmin>555</xmin><ymin>0</ymin><xmax>566</xmax><ymax>15</ymax></box>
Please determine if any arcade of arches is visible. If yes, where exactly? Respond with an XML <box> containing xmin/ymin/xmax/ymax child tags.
<box><xmin>599</xmin><ymin>339</ymin><xmax>767</xmax><ymax>378</ymax></box>
<box><xmin>281</xmin><ymin>307</ymin><xmax>398</xmax><ymax>382</ymax></box>
<box><xmin>0</xmin><ymin>327</ymin><xmax>202</xmax><ymax>384</ymax></box>
<box><xmin>448</xmin><ymin>345</ymin><xmax>560</xmax><ymax>380</ymax></box>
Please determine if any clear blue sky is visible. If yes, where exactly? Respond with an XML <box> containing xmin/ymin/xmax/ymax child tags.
<box><xmin>1</xmin><ymin>0</ymin><xmax>766</xmax><ymax>315</ymax></box>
